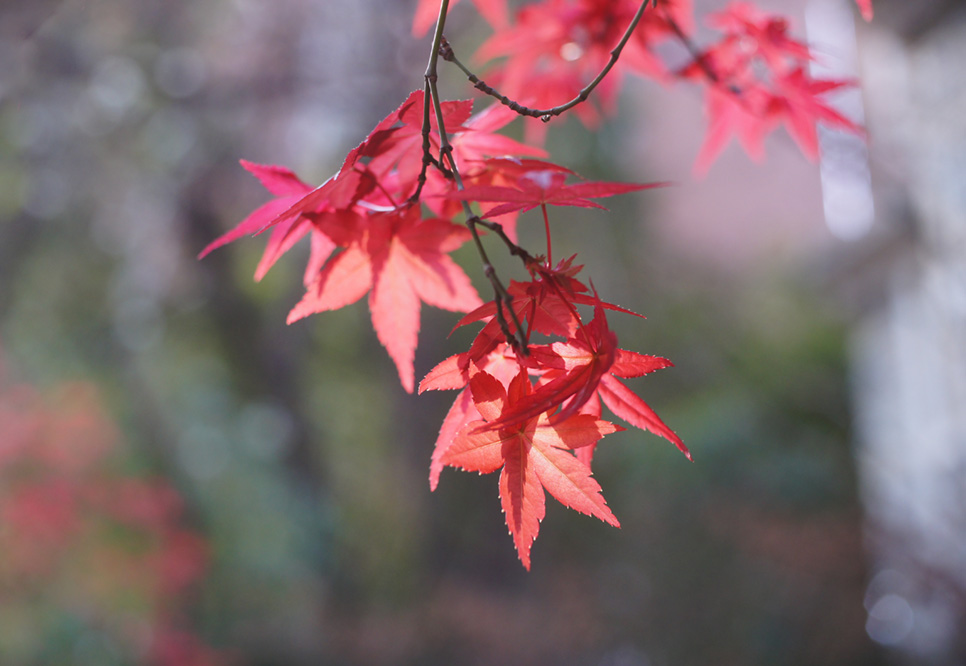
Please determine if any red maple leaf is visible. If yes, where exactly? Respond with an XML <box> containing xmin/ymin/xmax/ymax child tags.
<box><xmin>420</xmin><ymin>276</ymin><xmax>687</xmax><ymax>491</ymax></box>
<box><xmin>549</xmin><ymin>327</ymin><xmax>688</xmax><ymax>467</ymax></box>
<box><xmin>366</xmin><ymin>91</ymin><xmax>474</xmax><ymax>191</ymax></box>
<box><xmin>588</xmin><ymin>350</ymin><xmax>690</xmax><ymax>466</ymax></box>
<box><xmin>287</xmin><ymin>205</ymin><xmax>482</xmax><ymax>393</ymax></box>
<box><xmin>621</xmin><ymin>0</ymin><xmax>694</xmax><ymax>80</ymax></box>
<box><xmin>450</xmin><ymin>104</ymin><xmax>548</xmax><ymax>164</ymax></box>
<box><xmin>412</xmin><ymin>0</ymin><xmax>509</xmax><ymax>37</ymax></box>
<box><xmin>448</xmin><ymin>169</ymin><xmax>664</xmax><ymax>218</ymax></box>
<box><xmin>440</xmin><ymin>256</ymin><xmax>644</xmax><ymax>384</ymax></box>
<box><xmin>421</xmin><ymin>343</ymin><xmax>521</xmax><ymax>490</ymax></box>
<box><xmin>524</xmin><ymin>345</ymin><xmax>688</xmax><ymax>469</ymax></box>
<box><xmin>197</xmin><ymin>161</ymin><xmax>318</xmax><ymax>280</ymax></box>
<box><xmin>481</xmin><ymin>293</ymin><xmax>618</xmax><ymax>431</ymax></box>
<box><xmin>338</xmin><ymin>91</ymin><xmax>426</xmax><ymax>176</ymax></box>
<box><xmin>597</xmin><ymin>374</ymin><xmax>686</xmax><ymax>452</ymax></box>
<box><xmin>443</xmin><ymin>256</ymin><xmax>643</xmax><ymax>380</ymax></box>
<box><xmin>419</xmin><ymin>105</ymin><xmax>549</xmax><ymax>232</ymax></box>
<box><xmin>470</xmin><ymin>0</ymin><xmax>691</xmax><ymax>137</ymax></box>
<box><xmin>442</xmin><ymin>368</ymin><xmax>622</xmax><ymax>568</ymax></box>
<box><xmin>685</xmin><ymin>4</ymin><xmax>863</xmax><ymax>173</ymax></box>
<box><xmin>707</xmin><ymin>3</ymin><xmax>811</xmax><ymax>71</ymax></box>
<box><xmin>768</xmin><ymin>68</ymin><xmax>863</xmax><ymax>158</ymax></box>
<box><xmin>855</xmin><ymin>0</ymin><xmax>873</xmax><ymax>21</ymax></box>
<box><xmin>198</xmin><ymin>160</ymin><xmax>369</xmax><ymax>285</ymax></box>
<box><xmin>441</xmin><ymin>159</ymin><xmax>572</xmax><ymax>240</ymax></box>
<box><xmin>474</xmin><ymin>0</ymin><xmax>629</xmax><ymax>131</ymax></box>
<box><xmin>448</xmin><ymin>168</ymin><xmax>662</xmax><ymax>262</ymax></box>
<box><xmin>693</xmin><ymin>83</ymin><xmax>774</xmax><ymax>173</ymax></box>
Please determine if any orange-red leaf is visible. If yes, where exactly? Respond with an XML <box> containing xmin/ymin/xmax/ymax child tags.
<box><xmin>443</xmin><ymin>369</ymin><xmax>621</xmax><ymax>568</ymax></box>
<box><xmin>290</xmin><ymin>207</ymin><xmax>480</xmax><ymax>393</ymax></box>
<box><xmin>500</xmin><ymin>438</ymin><xmax>544</xmax><ymax>570</ymax></box>
<box><xmin>599</xmin><ymin>374</ymin><xmax>691</xmax><ymax>461</ymax></box>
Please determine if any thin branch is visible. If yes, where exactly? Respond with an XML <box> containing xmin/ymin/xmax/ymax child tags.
<box><xmin>409</xmin><ymin>0</ymin><xmax>452</xmax><ymax>204</ymax></box>
<box><xmin>472</xmin><ymin>218</ymin><xmax>533</xmax><ymax>264</ymax></box>
<box><xmin>662</xmin><ymin>10</ymin><xmax>722</xmax><ymax>86</ymax></box>
<box><xmin>419</xmin><ymin>1</ymin><xmax>529</xmax><ymax>354</ymax></box>
<box><xmin>663</xmin><ymin>9</ymin><xmax>749</xmax><ymax>115</ymax></box>
<box><xmin>431</xmin><ymin>85</ymin><xmax>530</xmax><ymax>355</ymax></box>
<box><xmin>440</xmin><ymin>0</ymin><xmax>653</xmax><ymax>121</ymax></box>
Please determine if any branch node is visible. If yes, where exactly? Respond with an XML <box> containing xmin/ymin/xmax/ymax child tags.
<box><xmin>439</xmin><ymin>36</ymin><xmax>454</xmax><ymax>61</ymax></box>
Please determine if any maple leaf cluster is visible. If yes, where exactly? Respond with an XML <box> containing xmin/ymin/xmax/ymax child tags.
<box><xmin>202</xmin><ymin>90</ymin><xmax>522</xmax><ymax>393</ymax></box>
<box><xmin>202</xmin><ymin>0</ymin><xmax>870</xmax><ymax>568</ymax></box>
<box><xmin>201</xmin><ymin>86</ymin><xmax>682</xmax><ymax>566</ymax></box>
<box><xmin>425</xmin><ymin>0</ymin><xmax>869</xmax><ymax>168</ymax></box>
<box><xmin>420</xmin><ymin>272</ymin><xmax>690</xmax><ymax>567</ymax></box>
<box><xmin>682</xmin><ymin>3</ymin><xmax>865</xmax><ymax>172</ymax></box>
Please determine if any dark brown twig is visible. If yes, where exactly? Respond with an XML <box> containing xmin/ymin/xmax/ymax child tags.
<box><xmin>440</xmin><ymin>0</ymin><xmax>653</xmax><ymax>121</ymax></box>
<box><xmin>420</xmin><ymin>1</ymin><xmax>529</xmax><ymax>354</ymax></box>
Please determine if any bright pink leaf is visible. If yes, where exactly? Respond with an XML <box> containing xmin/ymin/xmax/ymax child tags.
<box><xmin>197</xmin><ymin>162</ymin><xmax>311</xmax><ymax>263</ymax></box>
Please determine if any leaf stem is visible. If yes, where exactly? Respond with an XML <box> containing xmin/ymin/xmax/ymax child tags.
<box><xmin>541</xmin><ymin>204</ymin><xmax>552</xmax><ymax>266</ymax></box>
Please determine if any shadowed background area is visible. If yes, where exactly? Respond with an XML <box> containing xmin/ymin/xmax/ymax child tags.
<box><xmin>1</xmin><ymin>0</ymin><xmax>963</xmax><ymax>664</ymax></box>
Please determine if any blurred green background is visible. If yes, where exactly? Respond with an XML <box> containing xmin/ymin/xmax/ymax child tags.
<box><xmin>0</xmin><ymin>0</ymin><xmax>932</xmax><ymax>664</ymax></box>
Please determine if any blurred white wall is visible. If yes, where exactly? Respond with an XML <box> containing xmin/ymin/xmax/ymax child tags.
<box><xmin>844</xmin><ymin>0</ymin><xmax>966</xmax><ymax>661</ymax></box>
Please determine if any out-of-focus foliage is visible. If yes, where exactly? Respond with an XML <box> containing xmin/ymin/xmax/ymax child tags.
<box><xmin>0</xmin><ymin>0</ymin><xmax>886</xmax><ymax>664</ymax></box>
<box><xmin>0</xmin><ymin>361</ymin><xmax>223</xmax><ymax>665</ymax></box>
